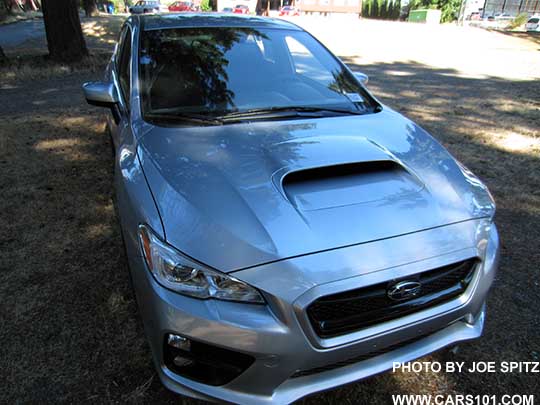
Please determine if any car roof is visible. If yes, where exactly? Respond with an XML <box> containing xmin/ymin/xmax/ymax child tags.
<box><xmin>139</xmin><ymin>13</ymin><xmax>303</xmax><ymax>31</ymax></box>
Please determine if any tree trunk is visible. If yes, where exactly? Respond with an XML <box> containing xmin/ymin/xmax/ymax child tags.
<box><xmin>82</xmin><ymin>0</ymin><xmax>98</xmax><ymax>16</ymax></box>
<box><xmin>24</xmin><ymin>0</ymin><xmax>39</xmax><ymax>11</ymax></box>
<box><xmin>41</xmin><ymin>0</ymin><xmax>88</xmax><ymax>62</ymax></box>
<box><xmin>4</xmin><ymin>0</ymin><xmax>24</xmax><ymax>13</ymax></box>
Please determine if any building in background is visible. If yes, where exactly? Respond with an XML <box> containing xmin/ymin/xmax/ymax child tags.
<box><xmin>482</xmin><ymin>0</ymin><xmax>540</xmax><ymax>16</ymax></box>
<box><xmin>216</xmin><ymin>0</ymin><xmax>257</xmax><ymax>11</ymax></box>
<box><xmin>463</xmin><ymin>0</ymin><xmax>484</xmax><ymax>17</ymax></box>
<box><xmin>296</xmin><ymin>0</ymin><xmax>362</xmax><ymax>14</ymax></box>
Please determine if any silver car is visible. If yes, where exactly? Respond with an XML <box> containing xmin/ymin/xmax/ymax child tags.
<box><xmin>128</xmin><ymin>0</ymin><xmax>168</xmax><ymax>14</ymax></box>
<box><xmin>83</xmin><ymin>14</ymin><xmax>499</xmax><ymax>404</ymax></box>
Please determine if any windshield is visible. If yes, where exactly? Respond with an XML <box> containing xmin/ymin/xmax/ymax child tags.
<box><xmin>139</xmin><ymin>27</ymin><xmax>379</xmax><ymax>122</ymax></box>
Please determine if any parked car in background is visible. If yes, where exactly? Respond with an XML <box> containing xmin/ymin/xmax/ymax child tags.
<box><xmin>526</xmin><ymin>16</ymin><xmax>540</xmax><ymax>31</ymax></box>
<box><xmin>168</xmin><ymin>1</ymin><xmax>196</xmax><ymax>11</ymax></box>
<box><xmin>233</xmin><ymin>4</ymin><xmax>249</xmax><ymax>13</ymax></box>
<box><xmin>222</xmin><ymin>6</ymin><xmax>233</xmax><ymax>12</ymax></box>
<box><xmin>129</xmin><ymin>0</ymin><xmax>168</xmax><ymax>13</ymax></box>
<box><xmin>494</xmin><ymin>13</ymin><xmax>512</xmax><ymax>21</ymax></box>
<box><xmin>467</xmin><ymin>11</ymin><xmax>481</xmax><ymax>20</ymax></box>
<box><xmin>279</xmin><ymin>5</ymin><xmax>300</xmax><ymax>16</ymax></box>
<box><xmin>83</xmin><ymin>13</ymin><xmax>499</xmax><ymax>404</ymax></box>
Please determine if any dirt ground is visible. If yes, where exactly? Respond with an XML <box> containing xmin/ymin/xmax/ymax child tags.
<box><xmin>0</xmin><ymin>17</ymin><xmax>539</xmax><ymax>404</ymax></box>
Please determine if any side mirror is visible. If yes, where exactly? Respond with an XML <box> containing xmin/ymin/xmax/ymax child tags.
<box><xmin>353</xmin><ymin>72</ymin><xmax>369</xmax><ymax>85</ymax></box>
<box><xmin>83</xmin><ymin>81</ymin><xmax>119</xmax><ymax>108</ymax></box>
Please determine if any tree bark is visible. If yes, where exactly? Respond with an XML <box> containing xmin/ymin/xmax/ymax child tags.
<box><xmin>41</xmin><ymin>0</ymin><xmax>88</xmax><ymax>62</ymax></box>
<box><xmin>82</xmin><ymin>0</ymin><xmax>98</xmax><ymax>16</ymax></box>
<box><xmin>4</xmin><ymin>0</ymin><xmax>24</xmax><ymax>14</ymax></box>
<box><xmin>24</xmin><ymin>0</ymin><xmax>39</xmax><ymax>11</ymax></box>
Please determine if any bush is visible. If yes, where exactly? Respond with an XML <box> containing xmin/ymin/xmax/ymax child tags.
<box><xmin>200</xmin><ymin>0</ymin><xmax>211</xmax><ymax>11</ymax></box>
<box><xmin>362</xmin><ymin>0</ymin><xmax>401</xmax><ymax>20</ymax></box>
<box><xmin>403</xmin><ymin>0</ymin><xmax>460</xmax><ymax>22</ymax></box>
<box><xmin>507</xmin><ymin>13</ymin><xmax>528</xmax><ymax>30</ymax></box>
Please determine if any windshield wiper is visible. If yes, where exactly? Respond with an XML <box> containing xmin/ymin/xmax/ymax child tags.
<box><xmin>144</xmin><ymin>112</ymin><xmax>223</xmax><ymax>126</ymax></box>
<box><xmin>217</xmin><ymin>106</ymin><xmax>363</xmax><ymax>122</ymax></box>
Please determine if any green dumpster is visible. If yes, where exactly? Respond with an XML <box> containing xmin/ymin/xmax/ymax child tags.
<box><xmin>408</xmin><ymin>9</ymin><xmax>441</xmax><ymax>24</ymax></box>
<box><xmin>409</xmin><ymin>9</ymin><xmax>428</xmax><ymax>22</ymax></box>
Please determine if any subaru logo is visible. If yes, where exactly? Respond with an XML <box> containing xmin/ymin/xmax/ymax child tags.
<box><xmin>387</xmin><ymin>280</ymin><xmax>422</xmax><ymax>301</ymax></box>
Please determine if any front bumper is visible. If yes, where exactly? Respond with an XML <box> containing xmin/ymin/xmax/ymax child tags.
<box><xmin>128</xmin><ymin>219</ymin><xmax>499</xmax><ymax>404</ymax></box>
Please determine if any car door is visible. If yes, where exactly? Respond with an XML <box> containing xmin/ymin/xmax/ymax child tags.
<box><xmin>110</xmin><ymin>25</ymin><xmax>132</xmax><ymax>151</ymax></box>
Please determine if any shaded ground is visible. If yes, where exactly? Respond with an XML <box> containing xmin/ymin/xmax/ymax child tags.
<box><xmin>0</xmin><ymin>17</ymin><xmax>539</xmax><ymax>404</ymax></box>
<box><xmin>0</xmin><ymin>14</ymin><xmax>124</xmax><ymax>55</ymax></box>
<box><xmin>0</xmin><ymin>10</ymin><xmax>42</xmax><ymax>26</ymax></box>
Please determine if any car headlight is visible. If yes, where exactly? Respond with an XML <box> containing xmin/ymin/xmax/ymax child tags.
<box><xmin>138</xmin><ymin>224</ymin><xmax>265</xmax><ymax>304</ymax></box>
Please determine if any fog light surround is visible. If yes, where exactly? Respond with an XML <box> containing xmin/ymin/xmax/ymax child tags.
<box><xmin>164</xmin><ymin>334</ymin><xmax>255</xmax><ymax>386</ymax></box>
<box><xmin>167</xmin><ymin>334</ymin><xmax>191</xmax><ymax>351</ymax></box>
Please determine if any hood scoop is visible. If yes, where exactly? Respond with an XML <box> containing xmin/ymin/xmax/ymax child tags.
<box><xmin>280</xmin><ymin>160</ymin><xmax>424</xmax><ymax>211</ymax></box>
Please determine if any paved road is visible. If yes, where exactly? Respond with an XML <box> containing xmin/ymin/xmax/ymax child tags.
<box><xmin>0</xmin><ymin>19</ymin><xmax>46</xmax><ymax>49</ymax></box>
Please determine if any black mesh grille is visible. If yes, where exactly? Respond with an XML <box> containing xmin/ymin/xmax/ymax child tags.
<box><xmin>307</xmin><ymin>259</ymin><xmax>477</xmax><ymax>338</ymax></box>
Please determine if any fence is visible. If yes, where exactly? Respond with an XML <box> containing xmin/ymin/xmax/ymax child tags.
<box><xmin>483</xmin><ymin>0</ymin><xmax>540</xmax><ymax>16</ymax></box>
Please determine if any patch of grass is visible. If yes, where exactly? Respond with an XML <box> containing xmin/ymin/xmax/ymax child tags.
<box><xmin>506</xmin><ymin>13</ymin><xmax>529</xmax><ymax>30</ymax></box>
<box><xmin>0</xmin><ymin>52</ymin><xmax>110</xmax><ymax>85</ymax></box>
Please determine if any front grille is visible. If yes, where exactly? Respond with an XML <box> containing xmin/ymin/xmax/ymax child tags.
<box><xmin>307</xmin><ymin>259</ymin><xmax>477</xmax><ymax>338</ymax></box>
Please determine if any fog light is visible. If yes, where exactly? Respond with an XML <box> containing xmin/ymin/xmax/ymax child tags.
<box><xmin>167</xmin><ymin>334</ymin><xmax>191</xmax><ymax>351</ymax></box>
<box><xmin>163</xmin><ymin>334</ymin><xmax>255</xmax><ymax>386</ymax></box>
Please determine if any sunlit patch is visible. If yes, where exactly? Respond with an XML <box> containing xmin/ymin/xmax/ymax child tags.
<box><xmin>34</xmin><ymin>137</ymin><xmax>92</xmax><ymax>161</ymax></box>
<box><xmin>108</xmin><ymin>291</ymin><xmax>130</xmax><ymax>315</ymax></box>
<box><xmin>85</xmin><ymin>223</ymin><xmax>113</xmax><ymax>239</ymax></box>
<box><xmin>385</xmin><ymin>70</ymin><xmax>414</xmax><ymax>77</ymax></box>
<box><xmin>400</xmin><ymin>90</ymin><xmax>418</xmax><ymax>98</ymax></box>
<box><xmin>0</xmin><ymin>84</ymin><xmax>18</xmax><ymax>90</ymax></box>
<box><xmin>95</xmin><ymin>202</ymin><xmax>115</xmax><ymax>216</ymax></box>
<box><xmin>438</xmin><ymin>71</ymin><xmax>490</xmax><ymax>80</ymax></box>
<box><xmin>497</xmin><ymin>132</ymin><xmax>540</xmax><ymax>153</ymax></box>
<box><xmin>41</xmin><ymin>88</ymin><xmax>59</xmax><ymax>94</ymax></box>
<box><xmin>82</xmin><ymin>19</ymin><xmax>121</xmax><ymax>45</ymax></box>
<box><xmin>35</xmin><ymin>138</ymin><xmax>86</xmax><ymax>150</ymax></box>
<box><xmin>60</xmin><ymin>116</ymin><xmax>107</xmax><ymax>134</ymax></box>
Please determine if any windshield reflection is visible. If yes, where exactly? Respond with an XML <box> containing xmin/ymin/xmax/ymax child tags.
<box><xmin>139</xmin><ymin>27</ymin><xmax>378</xmax><ymax>122</ymax></box>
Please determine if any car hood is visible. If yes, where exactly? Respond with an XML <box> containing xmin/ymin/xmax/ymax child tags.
<box><xmin>138</xmin><ymin>108</ymin><xmax>494</xmax><ymax>272</ymax></box>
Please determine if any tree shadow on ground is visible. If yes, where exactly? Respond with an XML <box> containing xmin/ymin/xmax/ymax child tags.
<box><xmin>0</xmin><ymin>59</ymin><xmax>538</xmax><ymax>403</ymax></box>
<box><xmin>81</xmin><ymin>15</ymin><xmax>125</xmax><ymax>51</ymax></box>
<box><xmin>0</xmin><ymin>14</ymin><xmax>125</xmax><ymax>56</ymax></box>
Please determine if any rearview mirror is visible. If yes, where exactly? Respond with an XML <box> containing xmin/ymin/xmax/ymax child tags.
<box><xmin>83</xmin><ymin>81</ymin><xmax>119</xmax><ymax>108</ymax></box>
<box><xmin>353</xmin><ymin>72</ymin><xmax>369</xmax><ymax>85</ymax></box>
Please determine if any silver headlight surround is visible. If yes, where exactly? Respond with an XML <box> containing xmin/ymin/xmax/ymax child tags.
<box><xmin>138</xmin><ymin>224</ymin><xmax>265</xmax><ymax>304</ymax></box>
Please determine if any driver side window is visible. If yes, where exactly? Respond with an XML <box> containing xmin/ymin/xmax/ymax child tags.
<box><xmin>116</xmin><ymin>28</ymin><xmax>132</xmax><ymax>107</ymax></box>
